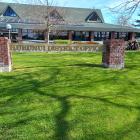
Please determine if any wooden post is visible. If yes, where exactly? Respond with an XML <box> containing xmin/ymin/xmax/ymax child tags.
<box><xmin>90</xmin><ymin>31</ymin><xmax>94</xmax><ymax>41</ymax></box>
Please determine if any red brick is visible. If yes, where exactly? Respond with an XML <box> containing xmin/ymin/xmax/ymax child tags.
<box><xmin>102</xmin><ymin>39</ymin><xmax>125</xmax><ymax>69</ymax></box>
<box><xmin>0</xmin><ymin>37</ymin><xmax>12</xmax><ymax>72</ymax></box>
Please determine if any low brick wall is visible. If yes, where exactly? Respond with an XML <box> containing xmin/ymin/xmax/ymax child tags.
<box><xmin>10</xmin><ymin>43</ymin><xmax>103</xmax><ymax>52</ymax></box>
<box><xmin>102</xmin><ymin>39</ymin><xmax>125</xmax><ymax>69</ymax></box>
<box><xmin>0</xmin><ymin>37</ymin><xmax>12</xmax><ymax>72</ymax></box>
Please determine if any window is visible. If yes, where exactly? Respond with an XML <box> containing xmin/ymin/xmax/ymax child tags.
<box><xmin>11</xmin><ymin>28</ymin><xmax>18</xmax><ymax>33</ymax></box>
<box><xmin>22</xmin><ymin>29</ymin><xmax>44</xmax><ymax>40</ymax></box>
<box><xmin>86</xmin><ymin>12</ymin><xmax>102</xmax><ymax>22</ymax></box>
<box><xmin>3</xmin><ymin>6</ymin><xmax>17</xmax><ymax>17</ymax></box>
<box><xmin>50</xmin><ymin>12</ymin><xmax>56</xmax><ymax>18</ymax></box>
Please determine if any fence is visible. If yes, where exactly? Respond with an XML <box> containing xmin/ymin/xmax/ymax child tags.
<box><xmin>10</xmin><ymin>43</ymin><xmax>103</xmax><ymax>52</ymax></box>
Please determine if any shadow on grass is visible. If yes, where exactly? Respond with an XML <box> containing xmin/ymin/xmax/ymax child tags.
<box><xmin>69</xmin><ymin>63</ymin><xmax>103</xmax><ymax>68</ymax></box>
<box><xmin>29</xmin><ymin>71</ymin><xmax>140</xmax><ymax>140</ymax></box>
<box><xmin>14</xmin><ymin>63</ymin><xmax>103</xmax><ymax>71</ymax></box>
<box><xmin>0</xmin><ymin>68</ymin><xmax>140</xmax><ymax>140</ymax></box>
<box><xmin>125</xmin><ymin>64</ymin><xmax>140</xmax><ymax>70</ymax></box>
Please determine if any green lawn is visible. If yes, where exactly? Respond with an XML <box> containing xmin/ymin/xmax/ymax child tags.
<box><xmin>0</xmin><ymin>52</ymin><xmax>140</xmax><ymax>140</ymax></box>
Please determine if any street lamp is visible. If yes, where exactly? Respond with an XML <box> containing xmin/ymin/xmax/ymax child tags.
<box><xmin>6</xmin><ymin>24</ymin><xmax>12</xmax><ymax>40</ymax></box>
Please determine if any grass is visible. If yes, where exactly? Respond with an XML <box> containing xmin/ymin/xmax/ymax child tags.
<box><xmin>0</xmin><ymin>52</ymin><xmax>140</xmax><ymax>140</ymax></box>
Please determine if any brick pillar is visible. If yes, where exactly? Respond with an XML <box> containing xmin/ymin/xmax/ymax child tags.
<box><xmin>110</xmin><ymin>31</ymin><xmax>115</xmax><ymax>39</ymax></box>
<box><xmin>102</xmin><ymin>39</ymin><xmax>125</xmax><ymax>69</ymax></box>
<box><xmin>17</xmin><ymin>29</ymin><xmax>22</xmax><ymax>42</ymax></box>
<box><xmin>80</xmin><ymin>31</ymin><xmax>83</xmax><ymax>41</ymax></box>
<box><xmin>0</xmin><ymin>37</ymin><xmax>12</xmax><ymax>72</ymax></box>
<box><xmin>90</xmin><ymin>31</ymin><xmax>94</xmax><ymax>41</ymax></box>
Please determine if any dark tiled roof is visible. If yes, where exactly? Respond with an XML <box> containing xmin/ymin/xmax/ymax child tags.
<box><xmin>0</xmin><ymin>2</ymin><xmax>104</xmax><ymax>24</ymax></box>
<box><xmin>56</xmin><ymin>23</ymin><xmax>140</xmax><ymax>32</ymax></box>
<box><xmin>0</xmin><ymin>22</ymin><xmax>139</xmax><ymax>33</ymax></box>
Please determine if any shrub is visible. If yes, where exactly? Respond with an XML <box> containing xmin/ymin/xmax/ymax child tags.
<box><xmin>126</xmin><ymin>40</ymin><xmax>139</xmax><ymax>50</ymax></box>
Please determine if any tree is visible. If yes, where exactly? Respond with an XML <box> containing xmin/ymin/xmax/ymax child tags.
<box><xmin>109</xmin><ymin>0</ymin><xmax>140</xmax><ymax>22</ymax></box>
<box><xmin>9</xmin><ymin>0</ymin><xmax>88</xmax><ymax>43</ymax></box>
<box><xmin>12</xmin><ymin>0</ymin><xmax>65</xmax><ymax>44</ymax></box>
<box><xmin>36</xmin><ymin>0</ymin><xmax>64</xmax><ymax>44</ymax></box>
<box><xmin>116</xmin><ymin>14</ymin><xmax>130</xmax><ymax>26</ymax></box>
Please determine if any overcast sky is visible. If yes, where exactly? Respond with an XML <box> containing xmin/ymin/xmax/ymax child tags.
<box><xmin>0</xmin><ymin>0</ymin><xmax>139</xmax><ymax>24</ymax></box>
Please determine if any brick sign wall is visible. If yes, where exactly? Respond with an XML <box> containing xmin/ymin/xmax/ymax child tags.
<box><xmin>102</xmin><ymin>39</ymin><xmax>125</xmax><ymax>69</ymax></box>
<box><xmin>0</xmin><ymin>37</ymin><xmax>12</xmax><ymax>72</ymax></box>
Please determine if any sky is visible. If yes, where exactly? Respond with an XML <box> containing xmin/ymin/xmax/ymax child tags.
<box><xmin>0</xmin><ymin>0</ymin><xmax>139</xmax><ymax>24</ymax></box>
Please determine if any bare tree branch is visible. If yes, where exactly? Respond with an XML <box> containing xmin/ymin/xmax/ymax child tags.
<box><xmin>109</xmin><ymin>0</ymin><xmax>140</xmax><ymax>20</ymax></box>
<box><xmin>29</xmin><ymin>0</ymin><xmax>66</xmax><ymax>44</ymax></box>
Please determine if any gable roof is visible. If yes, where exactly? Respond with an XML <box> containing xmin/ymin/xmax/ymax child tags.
<box><xmin>3</xmin><ymin>5</ymin><xmax>18</xmax><ymax>17</ymax></box>
<box><xmin>0</xmin><ymin>2</ymin><xmax>104</xmax><ymax>24</ymax></box>
<box><xmin>86</xmin><ymin>11</ymin><xmax>102</xmax><ymax>22</ymax></box>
